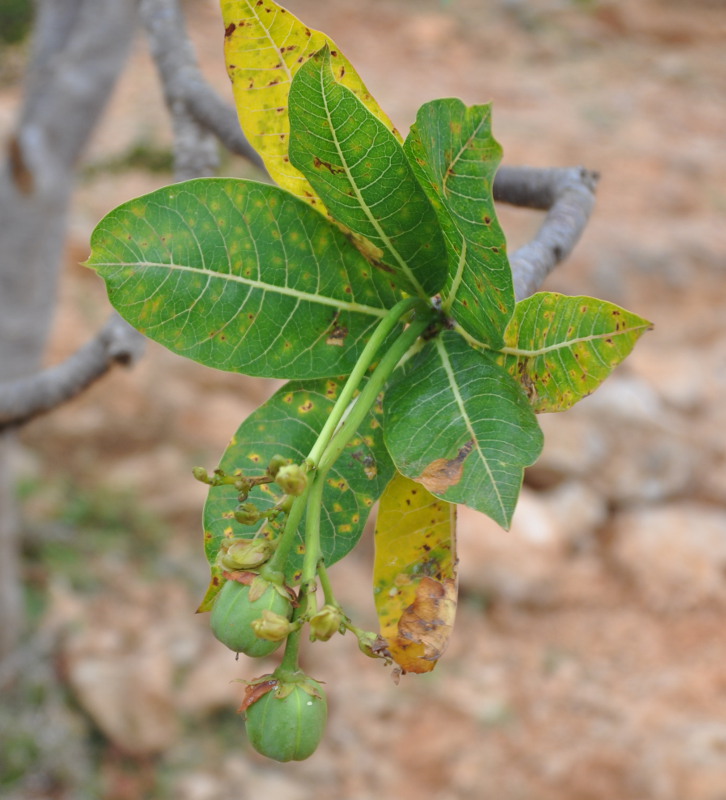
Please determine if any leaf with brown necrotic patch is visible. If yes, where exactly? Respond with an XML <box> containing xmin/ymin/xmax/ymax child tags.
<box><xmin>383</xmin><ymin>331</ymin><xmax>543</xmax><ymax>528</ymax></box>
<box><xmin>373</xmin><ymin>472</ymin><xmax>457</xmax><ymax>673</ymax></box>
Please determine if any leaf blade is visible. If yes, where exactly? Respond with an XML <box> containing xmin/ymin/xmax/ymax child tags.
<box><xmin>499</xmin><ymin>292</ymin><xmax>653</xmax><ymax>412</ymax></box>
<box><xmin>203</xmin><ymin>377</ymin><xmax>395</xmax><ymax>587</ymax></box>
<box><xmin>288</xmin><ymin>47</ymin><xmax>448</xmax><ymax>299</ymax></box>
<box><xmin>373</xmin><ymin>472</ymin><xmax>457</xmax><ymax>674</ymax></box>
<box><xmin>86</xmin><ymin>178</ymin><xmax>405</xmax><ymax>378</ymax></box>
<box><xmin>221</xmin><ymin>0</ymin><xmax>400</xmax><ymax>205</ymax></box>
<box><xmin>404</xmin><ymin>99</ymin><xmax>514</xmax><ymax>347</ymax></box>
<box><xmin>384</xmin><ymin>331</ymin><xmax>543</xmax><ymax>528</ymax></box>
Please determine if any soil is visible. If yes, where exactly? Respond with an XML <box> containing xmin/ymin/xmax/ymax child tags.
<box><xmin>2</xmin><ymin>0</ymin><xmax>726</xmax><ymax>798</ymax></box>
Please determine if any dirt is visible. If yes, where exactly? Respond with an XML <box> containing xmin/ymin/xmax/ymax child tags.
<box><xmin>3</xmin><ymin>0</ymin><xmax>726</xmax><ymax>798</ymax></box>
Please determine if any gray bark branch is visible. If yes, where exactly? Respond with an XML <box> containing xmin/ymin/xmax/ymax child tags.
<box><xmin>0</xmin><ymin>0</ymin><xmax>137</xmax><ymax>663</ymax></box>
<box><xmin>0</xmin><ymin>314</ymin><xmax>145</xmax><ymax>431</ymax></box>
<box><xmin>494</xmin><ymin>165</ymin><xmax>600</xmax><ymax>300</ymax></box>
<box><xmin>139</xmin><ymin>0</ymin><xmax>264</xmax><ymax>174</ymax></box>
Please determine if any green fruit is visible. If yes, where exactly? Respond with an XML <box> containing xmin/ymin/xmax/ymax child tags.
<box><xmin>210</xmin><ymin>579</ymin><xmax>292</xmax><ymax>657</ymax></box>
<box><xmin>245</xmin><ymin>678</ymin><xmax>327</xmax><ymax>762</ymax></box>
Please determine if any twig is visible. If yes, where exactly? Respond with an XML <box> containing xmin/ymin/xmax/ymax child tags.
<box><xmin>0</xmin><ymin>314</ymin><xmax>145</xmax><ymax>431</ymax></box>
<box><xmin>139</xmin><ymin>0</ymin><xmax>264</xmax><ymax>173</ymax></box>
<box><xmin>494</xmin><ymin>165</ymin><xmax>600</xmax><ymax>300</ymax></box>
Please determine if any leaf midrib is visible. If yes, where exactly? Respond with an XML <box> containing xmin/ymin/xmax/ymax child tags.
<box><xmin>501</xmin><ymin>325</ymin><xmax>651</xmax><ymax>357</ymax></box>
<box><xmin>434</xmin><ymin>337</ymin><xmax>506</xmax><ymax>523</ymax></box>
<box><xmin>243</xmin><ymin>0</ymin><xmax>294</xmax><ymax>84</ymax></box>
<box><xmin>441</xmin><ymin>112</ymin><xmax>490</xmax><ymax>198</ymax></box>
<box><xmin>94</xmin><ymin>259</ymin><xmax>389</xmax><ymax>318</ymax></box>
<box><xmin>316</xmin><ymin>59</ymin><xmax>429</xmax><ymax>301</ymax></box>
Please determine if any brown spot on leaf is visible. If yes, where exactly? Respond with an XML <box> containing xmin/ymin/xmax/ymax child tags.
<box><xmin>418</xmin><ymin>440</ymin><xmax>474</xmax><ymax>494</ymax></box>
<box><xmin>313</xmin><ymin>155</ymin><xmax>345</xmax><ymax>175</ymax></box>
<box><xmin>389</xmin><ymin>577</ymin><xmax>458</xmax><ymax>674</ymax></box>
<box><xmin>326</xmin><ymin>325</ymin><xmax>348</xmax><ymax>347</ymax></box>
<box><xmin>224</xmin><ymin>22</ymin><xmax>236</xmax><ymax>37</ymax></box>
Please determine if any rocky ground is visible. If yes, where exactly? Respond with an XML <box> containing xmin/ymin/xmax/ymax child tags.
<box><xmin>2</xmin><ymin>0</ymin><xmax>726</xmax><ymax>798</ymax></box>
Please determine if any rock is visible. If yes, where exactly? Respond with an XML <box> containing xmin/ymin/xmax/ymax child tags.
<box><xmin>63</xmin><ymin>627</ymin><xmax>179</xmax><ymax>755</ymax></box>
<box><xmin>530</xmin><ymin>372</ymin><xmax>699</xmax><ymax>505</ymax></box>
<box><xmin>177</xmin><ymin>636</ymin><xmax>258</xmax><ymax>716</ymax></box>
<box><xmin>54</xmin><ymin>577</ymin><xmax>204</xmax><ymax>755</ymax></box>
<box><xmin>457</xmin><ymin>491</ymin><xmax>557</xmax><ymax>605</ymax></box>
<box><xmin>528</xmin><ymin>411</ymin><xmax>608</xmax><ymax>485</ymax></box>
<box><xmin>612</xmin><ymin>504</ymin><xmax>726</xmax><ymax>611</ymax></box>
<box><xmin>637</xmin><ymin>721</ymin><xmax>726</xmax><ymax>800</ymax></box>
<box><xmin>545</xmin><ymin>481</ymin><xmax>609</xmax><ymax>552</ymax></box>
<box><xmin>457</xmin><ymin>486</ymin><xmax>605</xmax><ymax>605</ymax></box>
<box><xmin>590</xmin><ymin>424</ymin><xmax>697</xmax><ymax>505</ymax></box>
<box><xmin>628</xmin><ymin>343</ymin><xmax>707</xmax><ymax>413</ymax></box>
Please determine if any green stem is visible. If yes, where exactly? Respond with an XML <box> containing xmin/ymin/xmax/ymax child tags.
<box><xmin>317</xmin><ymin>561</ymin><xmax>337</xmax><ymax>607</ymax></box>
<box><xmin>264</xmin><ymin>484</ymin><xmax>309</xmax><ymax>576</ymax></box>
<box><xmin>317</xmin><ymin>312</ymin><xmax>433</xmax><ymax>475</ymax></box>
<box><xmin>299</xmin><ymin>472</ymin><xmax>327</xmax><ymax>612</ymax></box>
<box><xmin>278</xmin><ymin>606</ymin><xmax>305</xmax><ymax>674</ymax></box>
<box><xmin>306</xmin><ymin>297</ymin><xmax>424</xmax><ymax>468</ymax></box>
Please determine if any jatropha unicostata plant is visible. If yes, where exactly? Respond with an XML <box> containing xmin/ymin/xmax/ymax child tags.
<box><xmin>85</xmin><ymin>0</ymin><xmax>651</xmax><ymax>761</ymax></box>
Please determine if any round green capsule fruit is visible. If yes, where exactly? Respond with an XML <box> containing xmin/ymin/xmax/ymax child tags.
<box><xmin>210</xmin><ymin>579</ymin><xmax>293</xmax><ymax>657</ymax></box>
<box><xmin>245</xmin><ymin>678</ymin><xmax>327</xmax><ymax>762</ymax></box>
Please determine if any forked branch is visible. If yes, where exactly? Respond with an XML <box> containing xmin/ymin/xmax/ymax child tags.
<box><xmin>140</xmin><ymin>0</ymin><xmax>597</xmax><ymax>301</ymax></box>
<box><xmin>0</xmin><ymin>314</ymin><xmax>145</xmax><ymax>431</ymax></box>
<box><xmin>494</xmin><ymin>165</ymin><xmax>600</xmax><ymax>300</ymax></box>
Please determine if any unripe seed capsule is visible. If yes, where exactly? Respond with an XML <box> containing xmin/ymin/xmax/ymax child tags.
<box><xmin>245</xmin><ymin>678</ymin><xmax>327</xmax><ymax>762</ymax></box>
<box><xmin>210</xmin><ymin>579</ymin><xmax>293</xmax><ymax>657</ymax></box>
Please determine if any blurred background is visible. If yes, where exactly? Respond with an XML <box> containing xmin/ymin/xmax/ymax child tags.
<box><xmin>1</xmin><ymin>0</ymin><xmax>725</xmax><ymax>798</ymax></box>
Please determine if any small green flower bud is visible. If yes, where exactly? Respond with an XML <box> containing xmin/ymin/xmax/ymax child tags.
<box><xmin>275</xmin><ymin>464</ymin><xmax>307</xmax><ymax>496</ymax></box>
<box><xmin>220</xmin><ymin>538</ymin><xmax>274</xmax><ymax>571</ymax></box>
<box><xmin>355</xmin><ymin>630</ymin><xmax>390</xmax><ymax>661</ymax></box>
<box><xmin>309</xmin><ymin>604</ymin><xmax>344</xmax><ymax>642</ymax></box>
<box><xmin>251</xmin><ymin>609</ymin><xmax>297</xmax><ymax>642</ymax></box>
<box><xmin>234</xmin><ymin>503</ymin><xmax>261</xmax><ymax>526</ymax></box>
<box><xmin>192</xmin><ymin>466</ymin><xmax>211</xmax><ymax>483</ymax></box>
<box><xmin>266</xmin><ymin>454</ymin><xmax>288</xmax><ymax>478</ymax></box>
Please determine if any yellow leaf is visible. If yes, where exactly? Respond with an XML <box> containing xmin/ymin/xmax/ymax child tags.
<box><xmin>373</xmin><ymin>472</ymin><xmax>457</xmax><ymax>673</ymax></box>
<box><xmin>196</xmin><ymin>566</ymin><xmax>225</xmax><ymax>612</ymax></box>
<box><xmin>220</xmin><ymin>0</ymin><xmax>401</xmax><ymax>206</ymax></box>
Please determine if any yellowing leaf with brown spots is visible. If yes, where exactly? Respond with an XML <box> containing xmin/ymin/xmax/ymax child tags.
<box><xmin>373</xmin><ymin>472</ymin><xmax>457</xmax><ymax>673</ymax></box>
<box><xmin>220</xmin><ymin>0</ymin><xmax>400</xmax><ymax>205</ymax></box>
<box><xmin>498</xmin><ymin>293</ymin><xmax>652</xmax><ymax>413</ymax></box>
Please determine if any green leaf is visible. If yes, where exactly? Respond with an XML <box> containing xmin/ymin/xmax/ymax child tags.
<box><xmin>498</xmin><ymin>292</ymin><xmax>653</xmax><ymax>412</ymax></box>
<box><xmin>203</xmin><ymin>377</ymin><xmax>395</xmax><ymax>585</ymax></box>
<box><xmin>404</xmin><ymin>99</ymin><xmax>514</xmax><ymax>348</ymax></box>
<box><xmin>86</xmin><ymin>178</ymin><xmax>406</xmax><ymax>379</ymax></box>
<box><xmin>220</xmin><ymin>0</ymin><xmax>401</xmax><ymax>207</ymax></box>
<box><xmin>373</xmin><ymin>472</ymin><xmax>457</xmax><ymax>674</ymax></box>
<box><xmin>288</xmin><ymin>46</ymin><xmax>448</xmax><ymax>299</ymax></box>
<box><xmin>383</xmin><ymin>331</ymin><xmax>543</xmax><ymax>528</ymax></box>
